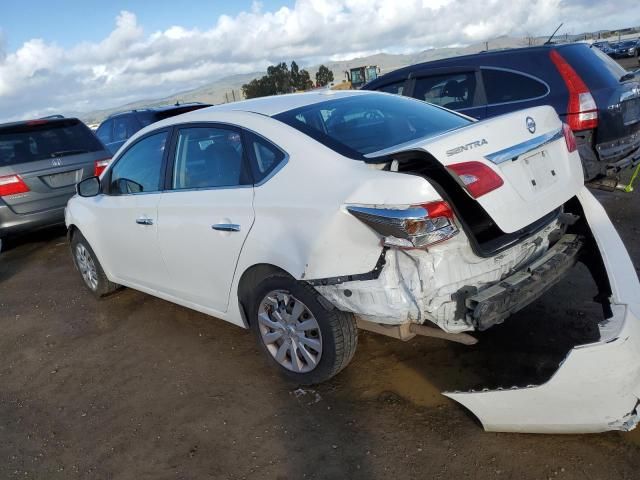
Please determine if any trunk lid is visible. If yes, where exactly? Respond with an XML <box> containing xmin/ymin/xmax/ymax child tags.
<box><xmin>367</xmin><ymin>106</ymin><xmax>584</xmax><ymax>233</ymax></box>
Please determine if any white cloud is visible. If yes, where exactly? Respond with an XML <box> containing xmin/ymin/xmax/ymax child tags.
<box><xmin>0</xmin><ymin>0</ymin><xmax>638</xmax><ymax>121</ymax></box>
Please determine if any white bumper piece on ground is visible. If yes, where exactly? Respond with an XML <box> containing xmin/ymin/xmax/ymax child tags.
<box><xmin>445</xmin><ymin>187</ymin><xmax>640</xmax><ymax>433</ymax></box>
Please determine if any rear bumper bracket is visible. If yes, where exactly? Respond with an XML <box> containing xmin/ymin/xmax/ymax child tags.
<box><xmin>466</xmin><ymin>234</ymin><xmax>584</xmax><ymax>331</ymax></box>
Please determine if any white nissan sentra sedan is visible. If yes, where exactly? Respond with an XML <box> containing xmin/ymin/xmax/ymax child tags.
<box><xmin>66</xmin><ymin>91</ymin><xmax>640</xmax><ymax>434</ymax></box>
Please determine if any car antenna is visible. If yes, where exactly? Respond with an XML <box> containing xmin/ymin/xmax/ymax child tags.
<box><xmin>544</xmin><ymin>23</ymin><xmax>563</xmax><ymax>45</ymax></box>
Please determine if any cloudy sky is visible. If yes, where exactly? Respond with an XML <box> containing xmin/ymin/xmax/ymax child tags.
<box><xmin>0</xmin><ymin>0</ymin><xmax>638</xmax><ymax>122</ymax></box>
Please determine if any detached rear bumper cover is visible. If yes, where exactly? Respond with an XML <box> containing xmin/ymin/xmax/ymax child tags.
<box><xmin>446</xmin><ymin>187</ymin><xmax>640</xmax><ymax>433</ymax></box>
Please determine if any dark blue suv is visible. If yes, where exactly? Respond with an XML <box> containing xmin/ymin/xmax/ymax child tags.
<box><xmin>96</xmin><ymin>103</ymin><xmax>211</xmax><ymax>155</ymax></box>
<box><xmin>364</xmin><ymin>43</ymin><xmax>640</xmax><ymax>181</ymax></box>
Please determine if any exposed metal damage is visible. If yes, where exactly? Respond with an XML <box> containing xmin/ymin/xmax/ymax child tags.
<box><xmin>313</xmin><ymin>218</ymin><xmax>564</xmax><ymax>334</ymax></box>
<box><xmin>311</xmin><ymin>187</ymin><xmax>640</xmax><ymax>433</ymax></box>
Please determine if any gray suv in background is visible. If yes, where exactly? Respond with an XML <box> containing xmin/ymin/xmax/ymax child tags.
<box><xmin>0</xmin><ymin>117</ymin><xmax>111</xmax><ymax>250</ymax></box>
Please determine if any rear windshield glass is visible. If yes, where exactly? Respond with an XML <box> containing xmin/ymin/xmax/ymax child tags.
<box><xmin>0</xmin><ymin>119</ymin><xmax>104</xmax><ymax>166</ymax></box>
<box><xmin>273</xmin><ymin>93</ymin><xmax>471</xmax><ymax>158</ymax></box>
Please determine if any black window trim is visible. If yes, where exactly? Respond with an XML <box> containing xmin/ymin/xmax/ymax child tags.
<box><xmin>102</xmin><ymin>127</ymin><xmax>173</xmax><ymax>196</ymax></box>
<box><xmin>480</xmin><ymin>66</ymin><xmax>551</xmax><ymax>107</ymax></box>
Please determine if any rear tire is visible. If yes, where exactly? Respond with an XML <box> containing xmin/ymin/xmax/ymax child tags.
<box><xmin>248</xmin><ymin>273</ymin><xmax>357</xmax><ymax>385</ymax></box>
<box><xmin>70</xmin><ymin>231</ymin><xmax>119</xmax><ymax>297</ymax></box>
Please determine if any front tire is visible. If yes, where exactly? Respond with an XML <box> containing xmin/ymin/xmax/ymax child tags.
<box><xmin>71</xmin><ymin>231</ymin><xmax>119</xmax><ymax>297</ymax></box>
<box><xmin>248</xmin><ymin>274</ymin><xmax>357</xmax><ymax>385</ymax></box>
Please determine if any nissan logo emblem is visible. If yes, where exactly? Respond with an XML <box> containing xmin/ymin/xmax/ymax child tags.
<box><xmin>526</xmin><ymin>117</ymin><xmax>536</xmax><ymax>134</ymax></box>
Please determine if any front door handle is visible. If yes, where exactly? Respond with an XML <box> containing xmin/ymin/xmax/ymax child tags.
<box><xmin>136</xmin><ymin>217</ymin><xmax>154</xmax><ymax>226</ymax></box>
<box><xmin>212</xmin><ymin>223</ymin><xmax>240</xmax><ymax>232</ymax></box>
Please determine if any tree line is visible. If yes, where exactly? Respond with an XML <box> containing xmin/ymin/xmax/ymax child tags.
<box><xmin>242</xmin><ymin>62</ymin><xmax>334</xmax><ymax>99</ymax></box>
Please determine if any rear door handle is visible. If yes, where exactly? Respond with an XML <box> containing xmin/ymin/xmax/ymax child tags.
<box><xmin>136</xmin><ymin>217</ymin><xmax>154</xmax><ymax>226</ymax></box>
<box><xmin>212</xmin><ymin>223</ymin><xmax>240</xmax><ymax>232</ymax></box>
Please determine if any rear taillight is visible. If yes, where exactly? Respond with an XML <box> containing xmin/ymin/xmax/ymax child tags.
<box><xmin>562</xmin><ymin>122</ymin><xmax>578</xmax><ymax>153</ymax></box>
<box><xmin>0</xmin><ymin>174</ymin><xmax>30</xmax><ymax>197</ymax></box>
<box><xmin>549</xmin><ymin>49</ymin><xmax>598</xmax><ymax>131</ymax></box>
<box><xmin>447</xmin><ymin>161</ymin><xmax>504</xmax><ymax>198</ymax></box>
<box><xmin>347</xmin><ymin>200</ymin><xmax>459</xmax><ymax>249</ymax></box>
<box><xmin>94</xmin><ymin>158</ymin><xmax>111</xmax><ymax>177</ymax></box>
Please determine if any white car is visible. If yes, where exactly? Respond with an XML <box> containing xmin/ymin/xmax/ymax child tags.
<box><xmin>66</xmin><ymin>91</ymin><xmax>640</xmax><ymax>433</ymax></box>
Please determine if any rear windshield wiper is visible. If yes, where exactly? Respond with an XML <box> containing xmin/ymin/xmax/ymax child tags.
<box><xmin>620</xmin><ymin>72</ymin><xmax>636</xmax><ymax>82</ymax></box>
<box><xmin>49</xmin><ymin>149</ymin><xmax>89</xmax><ymax>157</ymax></box>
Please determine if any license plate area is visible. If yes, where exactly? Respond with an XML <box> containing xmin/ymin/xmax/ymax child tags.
<box><xmin>623</xmin><ymin>97</ymin><xmax>640</xmax><ymax>126</ymax></box>
<box><xmin>521</xmin><ymin>150</ymin><xmax>558</xmax><ymax>192</ymax></box>
<box><xmin>40</xmin><ymin>169</ymin><xmax>83</xmax><ymax>188</ymax></box>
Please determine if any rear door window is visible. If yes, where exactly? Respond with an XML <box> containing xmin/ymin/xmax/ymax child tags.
<box><xmin>375</xmin><ymin>80</ymin><xmax>406</xmax><ymax>95</ymax></box>
<box><xmin>112</xmin><ymin>115</ymin><xmax>141</xmax><ymax>143</ymax></box>
<box><xmin>481</xmin><ymin>69</ymin><xmax>548</xmax><ymax>104</ymax></box>
<box><xmin>0</xmin><ymin>119</ymin><xmax>104</xmax><ymax>167</ymax></box>
<box><xmin>412</xmin><ymin>72</ymin><xmax>478</xmax><ymax>109</ymax></box>
<box><xmin>171</xmin><ymin>126</ymin><xmax>251</xmax><ymax>189</ymax></box>
<box><xmin>96</xmin><ymin>120</ymin><xmax>113</xmax><ymax>145</ymax></box>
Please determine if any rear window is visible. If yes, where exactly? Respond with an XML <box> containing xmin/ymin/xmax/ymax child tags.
<box><xmin>0</xmin><ymin>119</ymin><xmax>104</xmax><ymax>167</ymax></box>
<box><xmin>482</xmin><ymin>69</ymin><xmax>548</xmax><ymax>104</ymax></box>
<box><xmin>273</xmin><ymin>93</ymin><xmax>470</xmax><ymax>158</ymax></box>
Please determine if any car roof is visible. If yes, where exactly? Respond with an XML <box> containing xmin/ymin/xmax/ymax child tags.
<box><xmin>107</xmin><ymin>102</ymin><xmax>210</xmax><ymax>119</ymax></box>
<box><xmin>364</xmin><ymin>43</ymin><xmax>591</xmax><ymax>87</ymax></box>
<box><xmin>0</xmin><ymin>117</ymin><xmax>81</xmax><ymax>131</ymax></box>
<box><xmin>167</xmin><ymin>90</ymin><xmax>373</xmax><ymax>118</ymax></box>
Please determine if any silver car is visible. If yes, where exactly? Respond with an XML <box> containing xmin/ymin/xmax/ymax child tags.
<box><xmin>0</xmin><ymin>117</ymin><xmax>111</xmax><ymax>249</ymax></box>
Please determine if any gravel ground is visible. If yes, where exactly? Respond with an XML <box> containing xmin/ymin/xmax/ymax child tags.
<box><xmin>1</xmin><ymin>184</ymin><xmax>639</xmax><ymax>479</ymax></box>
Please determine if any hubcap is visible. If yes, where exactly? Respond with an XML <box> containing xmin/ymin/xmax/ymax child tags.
<box><xmin>75</xmin><ymin>243</ymin><xmax>98</xmax><ymax>291</ymax></box>
<box><xmin>258</xmin><ymin>290</ymin><xmax>322</xmax><ymax>373</ymax></box>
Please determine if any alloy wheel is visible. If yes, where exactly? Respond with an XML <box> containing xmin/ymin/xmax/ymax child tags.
<box><xmin>75</xmin><ymin>243</ymin><xmax>99</xmax><ymax>291</ymax></box>
<box><xmin>258</xmin><ymin>290</ymin><xmax>322</xmax><ymax>373</ymax></box>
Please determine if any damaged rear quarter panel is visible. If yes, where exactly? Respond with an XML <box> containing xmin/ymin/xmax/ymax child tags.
<box><xmin>315</xmin><ymin>219</ymin><xmax>560</xmax><ymax>333</ymax></box>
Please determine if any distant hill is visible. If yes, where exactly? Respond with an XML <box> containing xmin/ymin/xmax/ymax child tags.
<box><xmin>80</xmin><ymin>35</ymin><xmax>530</xmax><ymax>125</ymax></box>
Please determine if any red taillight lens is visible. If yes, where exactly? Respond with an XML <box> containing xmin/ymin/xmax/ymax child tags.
<box><xmin>562</xmin><ymin>122</ymin><xmax>578</xmax><ymax>153</ymax></box>
<box><xmin>347</xmin><ymin>200</ymin><xmax>459</xmax><ymax>249</ymax></box>
<box><xmin>448</xmin><ymin>161</ymin><xmax>504</xmax><ymax>198</ymax></box>
<box><xmin>94</xmin><ymin>158</ymin><xmax>111</xmax><ymax>177</ymax></box>
<box><xmin>549</xmin><ymin>49</ymin><xmax>598</xmax><ymax>131</ymax></box>
<box><xmin>0</xmin><ymin>174</ymin><xmax>30</xmax><ymax>197</ymax></box>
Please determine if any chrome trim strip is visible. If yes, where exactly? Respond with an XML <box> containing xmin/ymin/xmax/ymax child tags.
<box><xmin>485</xmin><ymin>127</ymin><xmax>563</xmax><ymax>164</ymax></box>
<box><xmin>346</xmin><ymin>205</ymin><xmax>428</xmax><ymax>221</ymax></box>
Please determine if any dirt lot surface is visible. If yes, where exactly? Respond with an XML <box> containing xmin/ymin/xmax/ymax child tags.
<box><xmin>1</xmin><ymin>185</ymin><xmax>640</xmax><ymax>479</ymax></box>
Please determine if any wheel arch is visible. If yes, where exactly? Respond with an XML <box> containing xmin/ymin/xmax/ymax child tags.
<box><xmin>236</xmin><ymin>263</ymin><xmax>293</xmax><ymax>327</ymax></box>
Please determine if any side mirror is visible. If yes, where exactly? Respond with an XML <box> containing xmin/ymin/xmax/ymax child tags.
<box><xmin>77</xmin><ymin>176</ymin><xmax>101</xmax><ymax>197</ymax></box>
